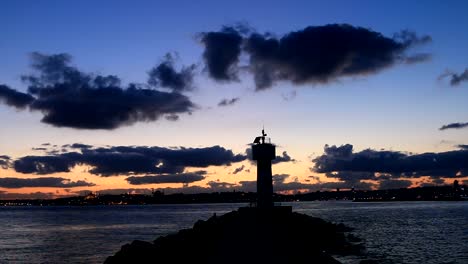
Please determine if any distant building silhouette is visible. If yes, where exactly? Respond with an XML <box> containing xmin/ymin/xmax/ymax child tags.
<box><xmin>252</xmin><ymin>129</ymin><xmax>276</xmax><ymax>208</ymax></box>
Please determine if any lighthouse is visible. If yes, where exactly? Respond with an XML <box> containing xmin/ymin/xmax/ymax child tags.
<box><xmin>252</xmin><ymin>129</ymin><xmax>276</xmax><ymax>208</ymax></box>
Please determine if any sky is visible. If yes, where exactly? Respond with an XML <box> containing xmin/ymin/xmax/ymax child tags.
<box><xmin>0</xmin><ymin>0</ymin><xmax>467</xmax><ymax>199</ymax></box>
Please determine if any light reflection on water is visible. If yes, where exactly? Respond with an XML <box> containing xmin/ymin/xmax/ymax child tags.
<box><xmin>0</xmin><ymin>202</ymin><xmax>466</xmax><ymax>264</ymax></box>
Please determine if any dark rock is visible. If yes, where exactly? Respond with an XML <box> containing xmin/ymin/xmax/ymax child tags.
<box><xmin>105</xmin><ymin>207</ymin><xmax>363</xmax><ymax>264</ymax></box>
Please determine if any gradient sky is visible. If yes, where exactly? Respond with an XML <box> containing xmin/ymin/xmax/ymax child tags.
<box><xmin>1</xmin><ymin>0</ymin><xmax>467</xmax><ymax>199</ymax></box>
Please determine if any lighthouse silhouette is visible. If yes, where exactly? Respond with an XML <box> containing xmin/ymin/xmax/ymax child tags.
<box><xmin>252</xmin><ymin>129</ymin><xmax>276</xmax><ymax>208</ymax></box>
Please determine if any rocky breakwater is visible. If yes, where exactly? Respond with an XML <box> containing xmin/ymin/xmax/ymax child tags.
<box><xmin>105</xmin><ymin>206</ymin><xmax>363</xmax><ymax>264</ymax></box>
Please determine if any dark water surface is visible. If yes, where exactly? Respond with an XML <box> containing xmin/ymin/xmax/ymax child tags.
<box><xmin>0</xmin><ymin>201</ymin><xmax>466</xmax><ymax>263</ymax></box>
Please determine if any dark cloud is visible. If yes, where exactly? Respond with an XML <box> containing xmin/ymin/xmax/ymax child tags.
<box><xmin>14</xmin><ymin>154</ymin><xmax>81</xmax><ymax>174</ymax></box>
<box><xmin>378</xmin><ymin>179</ymin><xmax>412</xmax><ymax>190</ymax></box>
<box><xmin>0</xmin><ymin>155</ymin><xmax>11</xmax><ymax>169</ymax></box>
<box><xmin>126</xmin><ymin>171</ymin><xmax>206</xmax><ymax>185</ymax></box>
<box><xmin>200</xmin><ymin>26</ymin><xmax>243</xmax><ymax>81</ymax></box>
<box><xmin>0</xmin><ymin>191</ymin><xmax>56</xmax><ymax>200</ymax></box>
<box><xmin>439</xmin><ymin>122</ymin><xmax>468</xmax><ymax>130</ymax></box>
<box><xmin>0</xmin><ymin>177</ymin><xmax>95</xmax><ymax>188</ymax></box>
<box><xmin>207</xmin><ymin>181</ymin><xmax>237</xmax><ymax>190</ymax></box>
<box><xmin>68</xmin><ymin>143</ymin><xmax>93</xmax><ymax>149</ymax></box>
<box><xmin>165</xmin><ymin>114</ymin><xmax>179</xmax><ymax>121</ymax></box>
<box><xmin>218</xmin><ymin>97</ymin><xmax>240</xmax><ymax>107</ymax></box>
<box><xmin>325</xmin><ymin>171</ymin><xmax>377</xmax><ymax>182</ymax></box>
<box><xmin>392</xmin><ymin>30</ymin><xmax>432</xmax><ymax>47</ymax></box>
<box><xmin>418</xmin><ymin>181</ymin><xmax>441</xmax><ymax>188</ymax></box>
<box><xmin>0</xmin><ymin>84</ymin><xmax>34</xmax><ymax>109</ymax></box>
<box><xmin>13</xmin><ymin>145</ymin><xmax>246</xmax><ymax>176</ymax></box>
<box><xmin>150</xmin><ymin>182</ymin><xmax>234</xmax><ymax>194</ymax></box>
<box><xmin>148</xmin><ymin>53</ymin><xmax>196</xmax><ymax>92</ymax></box>
<box><xmin>273</xmin><ymin>174</ymin><xmax>290</xmax><ymax>184</ymax></box>
<box><xmin>312</xmin><ymin>144</ymin><xmax>468</xmax><ymax>179</ymax></box>
<box><xmin>0</xmin><ymin>52</ymin><xmax>196</xmax><ymax>129</ymax></box>
<box><xmin>432</xmin><ymin>178</ymin><xmax>445</xmax><ymax>185</ymax></box>
<box><xmin>201</xmin><ymin>24</ymin><xmax>430</xmax><ymax>90</ymax></box>
<box><xmin>32</xmin><ymin>147</ymin><xmax>47</xmax><ymax>151</ymax></box>
<box><xmin>272</xmin><ymin>151</ymin><xmax>295</xmax><ymax>164</ymax></box>
<box><xmin>232</xmin><ymin>165</ymin><xmax>245</xmax><ymax>174</ymax></box>
<box><xmin>10</xmin><ymin>155</ymin><xmax>76</xmax><ymax>175</ymax></box>
<box><xmin>439</xmin><ymin>68</ymin><xmax>468</xmax><ymax>86</ymax></box>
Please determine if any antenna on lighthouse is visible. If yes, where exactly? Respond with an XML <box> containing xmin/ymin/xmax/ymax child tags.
<box><xmin>262</xmin><ymin>125</ymin><xmax>267</xmax><ymax>137</ymax></box>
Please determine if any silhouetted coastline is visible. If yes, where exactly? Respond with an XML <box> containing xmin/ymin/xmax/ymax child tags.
<box><xmin>105</xmin><ymin>206</ymin><xmax>364</xmax><ymax>264</ymax></box>
<box><xmin>1</xmin><ymin>184</ymin><xmax>465</xmax><ymax>206</ymax></box>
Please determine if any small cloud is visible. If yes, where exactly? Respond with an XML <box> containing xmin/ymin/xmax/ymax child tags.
<box><xmin>218</xmin><ymin>97</ymin><xmax>240</xmax><ymax>107</ymax></box>
<box><xmin>439</xmin><ymin>68</ymin><xmax>468</xmax><ymax>86</ymax></box>
<box><xmin>439</xmin><ymin>122</ymin><xmax>468</xmax><ymax>131</ymax></box>
<box><xmin>232</xmin><ymin>165</ymin><xmax>245</xmax><ymax>174</ymax></box>
<box><xmin>281</xmin><ymin>90</ymin><xmax>297</xmax><ymax>101</ymax></box>
<box><xmin>165</xmin><ymin>114</ymin><xmax>179</xmax><ymax>121</ymax></box>
<box><xmin>272</xmin><ymin>151</ymin><xmax>296</xmax><ymax>164</ymax></box>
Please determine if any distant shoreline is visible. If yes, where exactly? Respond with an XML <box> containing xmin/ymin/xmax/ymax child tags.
<box><xmin>1</xmin><ymin>184</ymin><xmax>466</xmax><ymax>206</ymax></box>
<box><xmin>1</xmin><ymin>201</ymin><xmax>467</xmax><ymax>207</ymax></box>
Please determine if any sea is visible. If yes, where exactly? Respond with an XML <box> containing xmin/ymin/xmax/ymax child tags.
<box><xmin>0</xmin><ymin>201</ymin><xmax>467</xmax><ymax>264</ymax></box>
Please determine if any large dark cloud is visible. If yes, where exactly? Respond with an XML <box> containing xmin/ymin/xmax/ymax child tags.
<box><xmin>0</xmin><ymin>177</ymin><xmax>95</xmax><ymax>188</ymax></box>
<box><xmin>126</xmin><ymin>171</ymin><xmax>206</xmax><ymax>185</ymax></box>
<box><xmin>439</xmin><ymin>122</ymin><xmax>468</xmax><ymax>130</ymax></box>
<box><xmin>312</xmin><ymin>144</ymin><xmax>468</xmax><ymax>179</ymax></box>
<box><xmin>200</xmin><ymin>24</ymin><xmax>430</xmax><ymax>90</ymax></box>
<box><xmin>0</xmin><ymin>84</ymin><xmax>35</xmax><ymax>109</ymax></box>
<box><xmin>246</xmin><ymin>26</ymin><xmax>431</xmax><ymax>89</ymax></box>
<box><xmin>148</xmin><ymin>53</ymin><xmax>196</xmax><ymax>92</ymax></box>
<box><xmin>200</xmin><ymin>26</ymin><xmax>243</xmax><ymax>81</ymax></box>
<box><xmin>0</xmin><ymin>52</ymin><xmax>195</xmax><ymax>129</ymax></box>
<box><xmin>13</xmin><ymin>145</ymin><xmax>246</xmax><ymax>176</ymax></box>
<box><xmin>439</xmin><ymin>68</ymin><xmax>468</xmax><ymax>86</ymax></box>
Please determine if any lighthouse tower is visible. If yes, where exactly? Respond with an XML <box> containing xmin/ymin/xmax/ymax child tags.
<box><xmin>252</xmin><ymin>129</ymin><xmax>276</xmax><ymax>208</ymax></box>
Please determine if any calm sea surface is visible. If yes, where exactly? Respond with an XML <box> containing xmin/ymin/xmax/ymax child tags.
<box><xmin>0</xmin><ymin>201</ymin><xmax>467</xmax><ymax>264</ymax></box>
